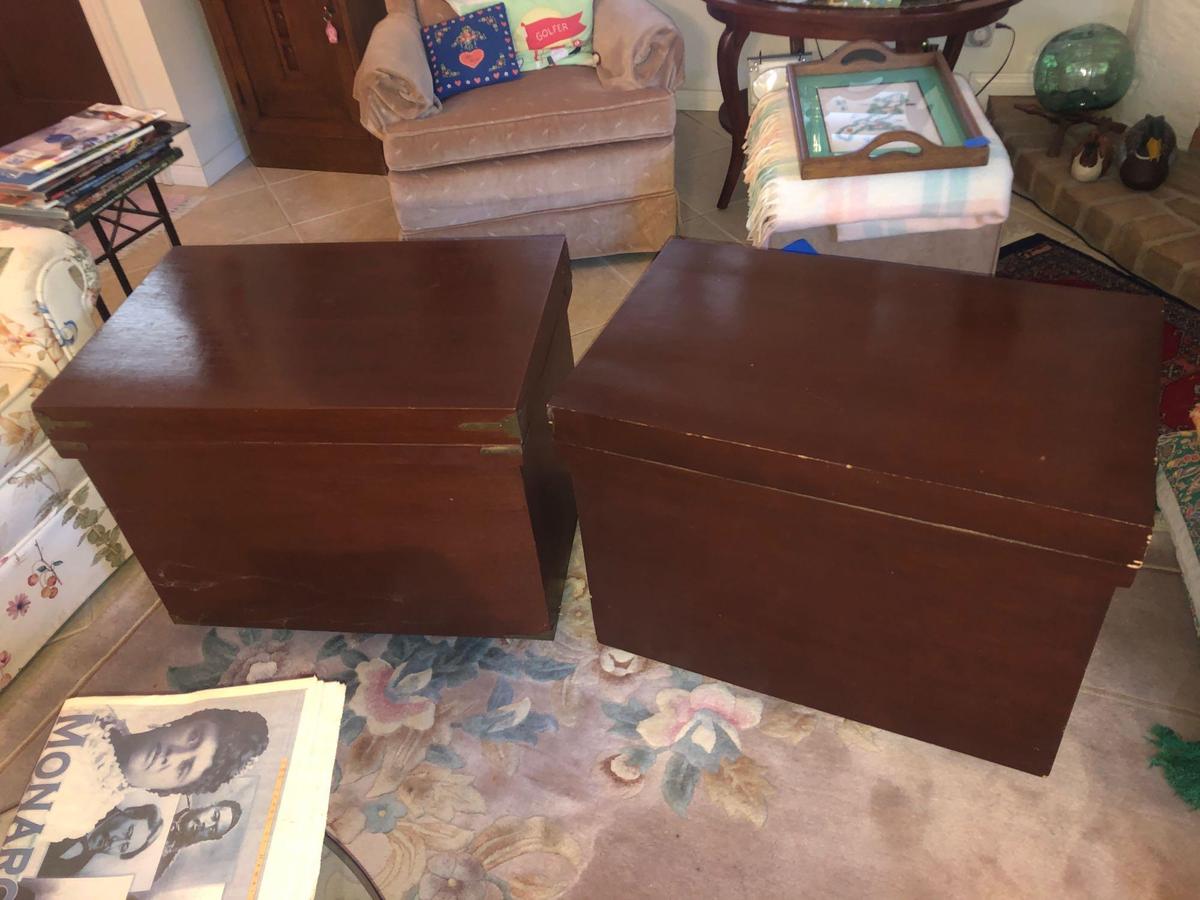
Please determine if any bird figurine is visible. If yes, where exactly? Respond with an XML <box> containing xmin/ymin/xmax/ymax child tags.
<box><xmin>1070</xmin><ymin>129</ymin><xmax>1114</xmax><ymax>182</ymax></box>
<box><xmin>1120</xmin><ymin>114</ymin><xmax>1176</xmax><ymax>191</ymax></box>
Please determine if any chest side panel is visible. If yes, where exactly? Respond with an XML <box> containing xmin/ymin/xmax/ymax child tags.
<box><xmin>81</xmin><ymin>442</ymin><xmax>553</xmax><ymax>637</ymax></box>
<box><xmin>566</xmin><ymin>445</ymin><xmax>1123</xmax><ymax>775</ymax></box>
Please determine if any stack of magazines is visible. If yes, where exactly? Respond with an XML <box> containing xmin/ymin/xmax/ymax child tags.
<box><xmin>0</xmin><ymin>104</ymin><xmax>188</xmax><ymax>229</ymax></box>
<box><xmin>0</xmin><ymin>678</ymin><xmax>344</xmax><ymax>900</ymax></box>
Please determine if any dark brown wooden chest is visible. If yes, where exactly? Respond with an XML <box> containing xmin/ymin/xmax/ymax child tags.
<box><xmin>550</xmin><ymin>238</ymin><xmax>1162</xmax><ymax>775</ymax></box>
<box><xmin>33</xmin><ymin>238</ymin><xmax>576</xmax><ymax>637</ymax></box>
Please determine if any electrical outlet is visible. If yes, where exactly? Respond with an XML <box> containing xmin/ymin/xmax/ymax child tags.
<box><xmin>966</xmin><ymin>26</ymin><xmax>995</xmax><ymax>48</ymax></box>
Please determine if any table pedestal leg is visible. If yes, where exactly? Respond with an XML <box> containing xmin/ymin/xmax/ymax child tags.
<box><xmin>942</xmin><ymin>33</ymin><xmax>966</xmax><ymax>68</ymax></box>
<box><xmin>716</xmin><ymin>24</ymin><xmax>750</xmax><ymax>210</ymax></box>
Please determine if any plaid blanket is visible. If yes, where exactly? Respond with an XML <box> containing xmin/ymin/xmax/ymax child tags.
<box><xmin>745</xmin><ymin>74</ymin><xmax>1012</xmax><ymax>247</ymax></box>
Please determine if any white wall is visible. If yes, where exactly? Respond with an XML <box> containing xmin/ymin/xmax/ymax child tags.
<box><xmin>1115</xmin><ymin>0</ymin><xmax>1200</xmax><ymax>141</ymax></box>
<box><xmin>80</xmin><ymin>0</ymin><xmax>246</xmax><ymax>186</ymax></box>
<box><xmin>655</xmin><ymin>0</ymin><xmax>1136</xmax><ymax>110</ymax></box>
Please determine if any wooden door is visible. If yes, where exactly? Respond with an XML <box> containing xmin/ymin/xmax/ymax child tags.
<box><xmin>200</xmin><ymin>0</ymin><xmax>386</xmax><ymax>174</ymax></box>
<box><xmin>0</xmin><ymin>0</ymin><xmax>120</xmax><ymax>146</ymax></box>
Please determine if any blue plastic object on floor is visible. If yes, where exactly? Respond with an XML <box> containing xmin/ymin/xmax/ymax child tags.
<box><xmin>781</xmin><ymin>239</ymin><xmax>818</xmax><ymax>255</ymax></box>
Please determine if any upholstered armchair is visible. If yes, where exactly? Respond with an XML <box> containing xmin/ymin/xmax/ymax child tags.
<box><xmin>0</xmin><ymin>224</ymin><xmax>126</xmax><ymax>691</ymax></box>
<box><xmin>354</xmin><ymin>0</ymin><xmax>683</xmax><ymax>257</ymax></box>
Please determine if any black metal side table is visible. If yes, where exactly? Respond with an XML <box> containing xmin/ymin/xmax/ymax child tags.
<box><xmin>89</xmin><ymin>174</ymin><xmax>182</xmax><ymax>318</ymax></box>
<box><xmin>0</xmin><ymin>147</ymin><xmax>185</xmax><ymax>320</ymax></box>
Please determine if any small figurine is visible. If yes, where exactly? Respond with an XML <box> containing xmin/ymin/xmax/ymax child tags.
<box><xmin>1120</xmin><ymin>114</ymin><xmax>1176</xmax><ymax>191</ymax></box>
<box><xmin>1070</xmin><ymin>129</ymin><xmax>1114</xmax><ymax>182</ymax></box>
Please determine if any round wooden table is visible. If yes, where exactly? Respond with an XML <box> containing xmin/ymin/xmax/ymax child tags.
<box><xmin>703</xmin><ymin>0</ymin><xmax>1022</xmax><ymax>208</ymax></box>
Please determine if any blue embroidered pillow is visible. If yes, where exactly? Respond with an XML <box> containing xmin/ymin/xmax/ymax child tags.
<box><xmin>422</xmin><ymin>4</ymin><xmax>522</xmax><ymax>101</ymax></box>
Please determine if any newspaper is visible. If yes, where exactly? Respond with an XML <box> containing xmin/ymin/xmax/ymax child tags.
<box><xmin>0</xmin><ymin>678</ymin><xmax>344</xmax><ymax>900</ymax></box>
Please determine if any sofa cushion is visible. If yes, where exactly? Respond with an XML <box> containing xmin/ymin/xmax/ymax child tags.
<box><xmin>1</xmin><ymin>362</ymin><xmax>48</xmax><ymax>481</ymax></box>
<box><xmin>0</xmin><ymin>441</ymin><xmax>85</xmax><ymax>557</ymax></box>
<box><xmin>382</xmin><ymin>65</ymin><xmax>674</xmax><ymax>171</ymax></box>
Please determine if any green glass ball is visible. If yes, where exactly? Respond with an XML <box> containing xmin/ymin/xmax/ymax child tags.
<box><xmin>1033</xmin><ymin>24</ymin><xmax>1135</xmax><ymax>113</ymax></box>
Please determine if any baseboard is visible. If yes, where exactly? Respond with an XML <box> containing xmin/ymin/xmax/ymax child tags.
<box><xmin>968</xmin><ymin>72</ymin><xmax>1034</xmax><ymax>103</ymax></box>
<box><xmin>677</xmin><ymin>88</ymin><xmax>723</xmax><ymax>112</ymax></box>
<box><xmin>165</xmin><ymin>136</ymin><xmax>248</xmax><ymax>187</ymax></box>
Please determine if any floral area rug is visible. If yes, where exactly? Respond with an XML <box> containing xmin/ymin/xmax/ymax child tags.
<box><xmin>9</xmin><ymin>535</ymin><xmax>1200</xmax><ymax>899</ymax></box>
<box><xmin>996</xmin><ymin>233</ymin><xmax>1198</xmax><ymax>433</ymax></box>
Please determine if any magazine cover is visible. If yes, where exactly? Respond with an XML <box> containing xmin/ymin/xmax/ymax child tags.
<box><xmin>0</xmin><ymin>678</ymin><xmax>344</xmax><ymax>900</ymax></box>
<box><xmin>0</xmin><ymin>105</ymin><xmax>164</xmax><ymax>181</ymax></box>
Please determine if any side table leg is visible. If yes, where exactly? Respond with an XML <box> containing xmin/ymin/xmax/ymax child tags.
<box><xmin>91</xmin><ymin>217</ymin><xmax>134</xmax><ymax>296</ymax></box>
<box><xmin>716</xmin><ymin>24</ymin><xmax>751</xmax><ymax>210</ymax></box>
<box><xmin>147</xmin><ymin>178</ymin><xmax>182</xmax><ymax>246</ymax></box>
<box><xmin>942</xmin><ymin>33</ymin><xmax>966</xmax><ymax>68</ymax></box>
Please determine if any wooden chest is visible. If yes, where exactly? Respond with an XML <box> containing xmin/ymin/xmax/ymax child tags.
<box><xmin>33</xmin><ymin>238</ymin><xmax>576</xmax><ymax>637</ymax></box>
<box><xmin>550</xmin><ymin>238</ymin><xmax>1162</xmax><ymax>775</ymax></box>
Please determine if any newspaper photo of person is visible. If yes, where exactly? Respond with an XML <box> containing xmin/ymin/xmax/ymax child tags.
<box><xmin>0</xmin><ymin>678</ymin><xmax>342</xmax><ymax>900</ymax></box>
<box><xmin>105</xmin><ymin>708</ymin><xmax>268</xmax><ymax>796</ymax></box>
<box><xmin>155</xmin><ymin>799</ymin><xmax>242</xmax><ymax>880</ymax></box>
<box><xmin>23</xmin><ymin>706</ymin><xmax>269</xmax><ymax>848</ymax></box>
<box><xmin>148</xmin><ymin>777</ymin><xmax>257</xmax><ymax>896</ymax></box>
<box><xmin>36</xmin><ymin>803</ymin><xmax>163</xmax><ymax>878</ymax></box>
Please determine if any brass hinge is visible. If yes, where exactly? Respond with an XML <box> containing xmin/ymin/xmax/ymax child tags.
<box><xmin>458</xmin><ymin>412</ymin><xmax>521</xmax><ymax>440</ymax></box>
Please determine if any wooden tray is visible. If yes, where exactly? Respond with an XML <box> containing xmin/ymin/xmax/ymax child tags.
<box><xmin>787</xmin><ymin>40</ymin><xmax>989</xmax><ymax>179</ymax></box>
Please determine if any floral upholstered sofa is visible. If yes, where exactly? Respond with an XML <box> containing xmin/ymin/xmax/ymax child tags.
<box><xmin>0</xmin><ymin>223</ymin><xmax>127</xmax><ymax>690</ymax></box>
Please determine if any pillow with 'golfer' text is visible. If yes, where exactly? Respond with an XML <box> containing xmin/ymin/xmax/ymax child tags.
<box><xmin>421</xmin><ymin>4</ymin><xmax>522</xmax><ymax>101</ymax></box>
<box><xmin>448</xmin><ymin>0</ymin><xmax>596</xmax><ymax>72</ymax></box>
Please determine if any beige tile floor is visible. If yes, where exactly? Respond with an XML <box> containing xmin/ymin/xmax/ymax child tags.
<box><xmin>98</xmin><ymin>110</ymin><xmax>1104</xmax><ymax>363</ymax></box>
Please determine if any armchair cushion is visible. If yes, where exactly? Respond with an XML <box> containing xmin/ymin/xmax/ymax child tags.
<box><xmin>593</xmin><ymin>0</ymin><xmax>683</xmax><ymax>92</ymax></box>
<box><xmin>381</xmin><ymin>65</ymin><xmax>674</xmax><ymax>171</ymax></box>
<box><xmin>355</xmin><ymin>9</ymin><xmax>443</xmax><ymax>135</ymax></box>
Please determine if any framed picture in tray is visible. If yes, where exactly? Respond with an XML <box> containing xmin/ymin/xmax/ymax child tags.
<box><xmin>787</xmin><ymin>41</ymin><xmax>989</xmax><ymax>179</ymax></box>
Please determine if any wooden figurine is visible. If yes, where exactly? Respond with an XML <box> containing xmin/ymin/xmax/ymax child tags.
<box><xmin>1120</xmin><ymin>114</ymin><xmax>1176</xmax><ymax>191</ymax></box>
<box><xmin>1070</xmin><ymin>129</ymin><xmax>1114</xmax><ymax>182</ymax></box>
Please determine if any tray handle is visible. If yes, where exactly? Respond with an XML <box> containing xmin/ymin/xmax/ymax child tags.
<box><xmin>820</xmin><ymin>40</ymin><xmax>897</xmax><ymax>68</ymax></box>
<box><xmin>861</xmin><ymin>130</ymin><xmax>940</xmax><ymax>157</ymax></box>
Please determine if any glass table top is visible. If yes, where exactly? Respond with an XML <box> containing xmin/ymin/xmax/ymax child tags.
<box><xmin>315</xmin><ymin>833</ymin><xmax>381</xmax><ymax>900</ymax></box>
<box><xmin>771</xmin><ymin>0</ymin><xmax>973</xmax><ymax>8</ymax></box>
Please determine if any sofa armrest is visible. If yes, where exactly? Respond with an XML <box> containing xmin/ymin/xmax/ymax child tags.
<box><xmin>353</xmin><ymin>10</ymin><xmax>441</xmax><ymax>137</ymax></box>
<box><xmin>592</xmin><ymin>0</ymin><xmax>684</xmax><ymax>92</ymax></box>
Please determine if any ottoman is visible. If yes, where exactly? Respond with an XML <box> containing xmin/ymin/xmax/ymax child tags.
<box><xmin>32</xmin><ymin>238</ymin><xmax>577</xmax><ymax>637</ymax></box>
<box><xmin>550</xmin><ymin>237</ymin><xmax>1162</xmax><ymax>774</ymax></box>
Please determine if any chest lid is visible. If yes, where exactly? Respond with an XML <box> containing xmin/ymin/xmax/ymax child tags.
<box><xmin>550</xmin><ymin>239</ymin><xmax>1161</xmax><ymax>568</ymax></box>
<box><xmin>34</xmin><ymin>238</ymin><xmax>570</xmax><ymax>449</ymax></box>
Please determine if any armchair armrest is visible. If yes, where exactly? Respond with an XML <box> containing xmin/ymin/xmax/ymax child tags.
<box><xmin>592</xmin><ymin>0</ymin><xmax>685</xmax><ymax>92</ymax></box>
<box><xmin>353</xmin><ymin>9</ymin><xmax>441</xmax><ymax>137</ymax></box>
